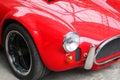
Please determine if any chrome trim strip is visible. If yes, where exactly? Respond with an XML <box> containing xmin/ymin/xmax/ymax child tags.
<box><xmin>94</xmin><ymin>56</ymin><xmax>120</xmax><ymax>65</ymax></box>
<box><xmin>94</xmin><ymin>35</ymin><xmax>120</xmax><ymax>65</ymax></box>
<box><xmin>84</xmin><ymin>44</ymin><xmax>95</xmax><ymax>70</ymax></box>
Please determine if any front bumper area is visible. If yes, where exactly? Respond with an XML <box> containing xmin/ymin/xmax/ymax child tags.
<box><xmin>84</xmin><ymin>35</ymin><xmax>120</xmax><ymax>70</ymax></box>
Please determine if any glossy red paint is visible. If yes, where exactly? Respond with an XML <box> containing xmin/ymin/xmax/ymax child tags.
<box><xmin>0</xmin><ymin>0</ymin><xmax>120</xmax><ymax>72</ymax></box>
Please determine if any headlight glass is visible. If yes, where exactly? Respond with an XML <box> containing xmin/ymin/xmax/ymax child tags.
<box><xmin>63</xmin><ymin>32</ymin><xmax>80</xmax><ymax>52</ymax></box>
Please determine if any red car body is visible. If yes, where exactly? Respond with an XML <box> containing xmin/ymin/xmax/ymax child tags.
<box><xmin>0</xmin><ymin>0</ymin><xmax>120</xmax><ymax>74</ymax></box>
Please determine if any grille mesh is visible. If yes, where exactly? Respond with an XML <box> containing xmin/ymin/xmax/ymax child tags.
<box><xmin>96</xmin><ymin>38</ymin><xmax>120</xmax><ymax>60</ymax></box>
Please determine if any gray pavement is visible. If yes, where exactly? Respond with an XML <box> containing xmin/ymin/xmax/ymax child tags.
<box><xmin>0</xmin><ymin>48</ymin><xmax>120</xmax><ymax>80</ymax></box>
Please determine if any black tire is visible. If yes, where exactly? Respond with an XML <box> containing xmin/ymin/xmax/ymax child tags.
<box><xmin>3</xmin><ymin>23</ymin><xmax>49</xmax><ymax>80</ymax></box>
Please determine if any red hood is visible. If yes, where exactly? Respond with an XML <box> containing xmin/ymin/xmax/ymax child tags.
<box><xmin>30</xmin><ymin>0</ymin><xmax>120</xmax><ymax>44</ymax></box>
<box><xmin>4</xmin><ymin>0</ymin><xmax>120</xmax><ymax>45</ymax></box>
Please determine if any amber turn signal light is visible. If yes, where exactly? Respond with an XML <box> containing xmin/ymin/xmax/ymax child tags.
<box><xmin>66</xmin><ymin>55</ymin><xmax>73</xmax><ymax>63</ymax></box>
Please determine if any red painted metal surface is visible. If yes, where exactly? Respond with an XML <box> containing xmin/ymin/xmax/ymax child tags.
<box><xmin>0</xmin><ymin>0</ymin><xmax>120</xmax><ymax>71</ymax></box>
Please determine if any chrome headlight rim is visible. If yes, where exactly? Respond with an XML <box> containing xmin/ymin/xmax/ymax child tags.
<box><xmin>63</xmin><ymin>32</ymin><xmax>80</xmax><ymax>52</ymax></box>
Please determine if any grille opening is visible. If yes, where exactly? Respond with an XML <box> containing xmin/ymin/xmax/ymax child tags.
<box><xmin>95</xmin><ymin>35</ymin><xmax>120</xmax><ymax>65</ymax></box>
<box><xmin>96</xmin><ymin>38</ymin><xmax>120</xmax><ymax>60</ymax></box>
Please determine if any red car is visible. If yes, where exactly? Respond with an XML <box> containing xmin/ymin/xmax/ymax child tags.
<box><xmin>0</xmin><ymin>0</ymin><xmax>120</xmax><ymax>80</ymax></box>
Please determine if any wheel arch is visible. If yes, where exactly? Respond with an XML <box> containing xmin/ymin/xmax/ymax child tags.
<box><xmin>2</xmin><ymin>19</ymin><xmax>23</xmax><ymax>43</ymax></box>
<box><xmin>1</xmin><ymin>18</ymin><xmax>42</xmax><ymax>56</ymax></box>
<box><xmin>2</xmin><ymin>15</ymin><xmax>56</xmax><ymax>69</ymax></box>
<box><xmin>2</xmin><ymin>19</ymin><xmax>34</xmax><ymax>45</ymax></box>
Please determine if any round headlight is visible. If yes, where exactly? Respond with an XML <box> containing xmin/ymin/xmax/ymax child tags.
<box><xmin>63</xmin><ymin>32</ymin><xmax>80</xmax><ymax>52</ymax></box>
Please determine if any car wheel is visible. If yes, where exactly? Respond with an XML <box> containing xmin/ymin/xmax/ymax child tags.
<box><xmin>3</xmin><ymin>23</ymin><xmax>49</xmax><ymax>80</ymax></box>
